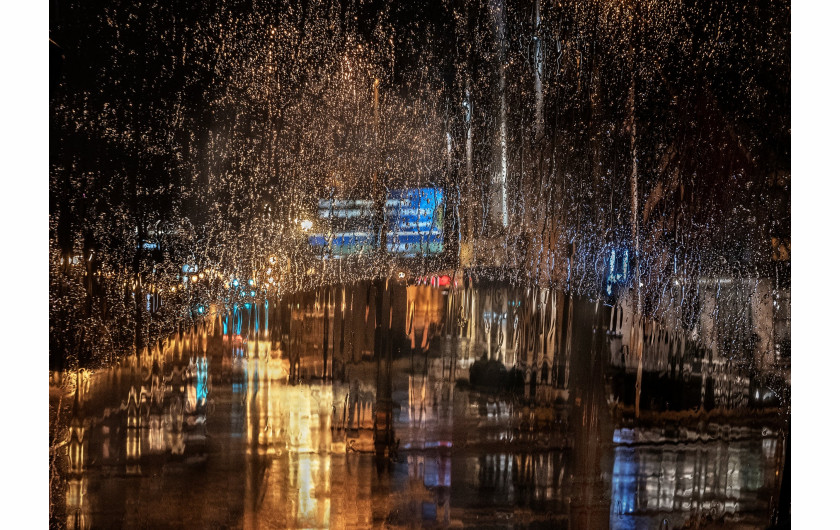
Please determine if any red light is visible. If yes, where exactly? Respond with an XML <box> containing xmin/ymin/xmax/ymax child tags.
<box><xmin>439</xmin><ymin>275</ymin><xmax>451</xmax><ymax>287</ymax></box>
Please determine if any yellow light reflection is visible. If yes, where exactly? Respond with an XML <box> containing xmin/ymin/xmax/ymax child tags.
<box><xmin>243</xmin><ymin>358</ymin><xmax>336</xmax><ymax>528</ymax></box>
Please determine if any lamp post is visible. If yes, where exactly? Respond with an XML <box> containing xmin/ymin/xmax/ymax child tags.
<box><xmin>371</xmin><ymin>76</ymin><xmax>394</xmax><ymax>458</ymax></box>
<box><xmin>629</xmin><ymin>0</ymin><xmax>644</xmax><ymax>419</ymax></box>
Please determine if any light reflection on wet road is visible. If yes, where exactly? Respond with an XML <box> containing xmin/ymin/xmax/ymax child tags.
<box><xmin>50</xmin><ymin>282</ymin><xmax>787</xmax><ymax>528</ymax></box>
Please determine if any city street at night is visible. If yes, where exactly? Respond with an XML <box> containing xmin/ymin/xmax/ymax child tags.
<box><xmin>40</xmin><ymin>0</ymin><xmax>800</xmax><ymax>528</ymax></box>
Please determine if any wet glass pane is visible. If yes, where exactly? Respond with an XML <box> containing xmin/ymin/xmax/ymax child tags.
<box><xmin>50</xmin><ymin>0</ymin><xmax>790</xmax><ymax>527</ymax></box>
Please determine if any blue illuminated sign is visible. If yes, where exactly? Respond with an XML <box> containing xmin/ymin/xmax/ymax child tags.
<box><xmin>604</xmin><ymin>246</ymin><xmax>630</xmax><ymax>300</ymax></box>
<box><xmin>309</xmin><ymin>187</ymin><xmax>444</xmax><ymax>257</ymax></box>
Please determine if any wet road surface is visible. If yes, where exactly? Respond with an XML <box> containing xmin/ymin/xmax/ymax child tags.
<box><xmin>50</xmin><ymin>282</ymin><xmax>788</xmax><ymax>528</ymax></box>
